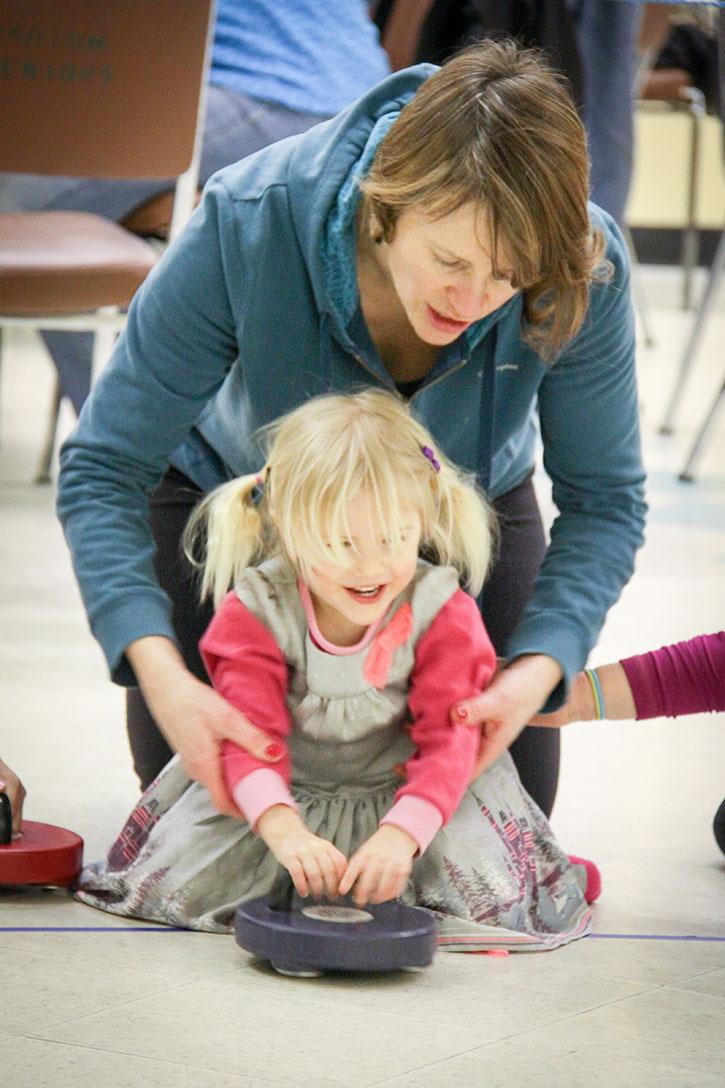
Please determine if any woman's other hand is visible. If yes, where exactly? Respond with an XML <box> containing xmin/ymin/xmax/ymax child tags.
<box><xmin>0</xmin><ymin>758</ymin><xmax>26</xmax><ymax>835</ymax></box>
<box><xmin>338</xmin><ymin>824</ymin><xmax>417</xmax><ymax>906</ymax></box>
<box><xmin>127</xmin><ymin>636</ymin><xmax>281</xmax><ymax>817</ymax></box>
<box><xmin>451</xmin><ymin>654</ymin><xmax>563</xmax><ymax>779</ymax></box>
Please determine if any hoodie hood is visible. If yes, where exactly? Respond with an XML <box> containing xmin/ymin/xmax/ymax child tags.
<box><xmin>285</xmin><ymin>65</ymin><xmax>433</xmax><ymax>339</ymax></box>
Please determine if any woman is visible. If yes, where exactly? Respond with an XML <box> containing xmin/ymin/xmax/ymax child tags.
<box><xmin>57</xmin><ymin>41</ymin><xmax>646</xmax><ymax>821</ymax></box>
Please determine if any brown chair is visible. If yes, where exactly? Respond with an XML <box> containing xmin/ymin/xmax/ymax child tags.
<box><xmin>0</xmin><ymin>0</ymin><xmax>216</xmax><ymax>481</ymax></box>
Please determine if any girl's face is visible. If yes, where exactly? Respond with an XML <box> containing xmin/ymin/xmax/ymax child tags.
<box><xmin>307</xmin><ymin>491</ymin><xmax>422</xmax><ymax>645</ymax></box>
<box><xmin>381</xmin><ymin>202</ymin><xmax>518</xmax><ymax>345</ymax></box>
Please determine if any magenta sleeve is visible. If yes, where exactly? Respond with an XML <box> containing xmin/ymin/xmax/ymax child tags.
<box><xmin>620</xmin><ymin>631</ymin><xmax>725</xmax><ymax>719</ymax></box>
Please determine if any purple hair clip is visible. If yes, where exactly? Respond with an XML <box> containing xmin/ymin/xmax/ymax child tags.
<box><xmin>421</xmin><ymin>445</ymin><xmax>441</xmax><ymax>473</ymax></box>
<box><xmin>250</xmin><ymin>472</ymin><xmax>266</xmax><ymax>506</ymax></box>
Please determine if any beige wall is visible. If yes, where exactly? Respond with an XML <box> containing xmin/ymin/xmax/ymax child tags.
<box><xmin>626</xmin><ymin>105</ymin><xmax>724</xmax><ymax>229</ymax></box>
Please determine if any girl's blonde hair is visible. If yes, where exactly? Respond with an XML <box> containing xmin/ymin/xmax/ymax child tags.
<box><xmin>359</xmin><ymin>39</ymin><xmax>609</xmax><ymax>361</ymax></box>
<box><xmin>184</xmin><ymin>389</ymin><xmax>497</xmax><ymax>607</ymax></box>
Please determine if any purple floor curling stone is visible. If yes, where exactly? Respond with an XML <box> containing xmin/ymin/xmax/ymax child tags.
<box><xmin>234</xmin><ymin>868</ymin><xmax>438</xmax><ymax>976</ymax></box>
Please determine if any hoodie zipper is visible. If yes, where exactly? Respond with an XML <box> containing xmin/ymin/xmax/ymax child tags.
<box><xmin>352</xmin><ymin>352</ymin><xmax>395</xmax><ymax>388</ymax></box>
<box><xmin>350</xmin><ymin>352</ymin><xmax>472</xmax><ymax>399</ymax></box>
<box><xmin>406</xmin><ymin>357</ymin><xmax>470</xmax><ymax>402</ymax></box>
<box><xmin>351</xmin><ymin>346</ymin><xmax>494</xmax><ymax>490</ymax></box>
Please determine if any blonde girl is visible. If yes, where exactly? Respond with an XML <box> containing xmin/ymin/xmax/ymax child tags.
<box><xmin>77</xmin><ymin>391</ymin><xmax>592</xmax><ymax>950</ymax></box>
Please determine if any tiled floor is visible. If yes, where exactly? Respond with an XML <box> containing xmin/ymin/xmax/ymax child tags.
<box><xmin>1</xmin><ymin>266</ymin><xmax>723</xmax><ymax>1087</ymax></box>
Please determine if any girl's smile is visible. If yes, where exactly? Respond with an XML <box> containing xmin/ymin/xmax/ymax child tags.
<box><xmin>344</xmin><ymin>584</ymin><xmax>387</xmax><ymax>604</ymax></box>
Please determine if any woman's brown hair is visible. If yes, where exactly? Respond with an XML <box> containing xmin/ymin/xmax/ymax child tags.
<box><xmin>359</xmin><ymin>40</ymin><xmax>609</xmax><ymax>360</ymax></box>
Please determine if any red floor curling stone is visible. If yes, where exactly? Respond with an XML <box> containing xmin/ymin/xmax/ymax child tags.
<box><xmin>0</xmin><ymin>791</ymin><xmax>84</xmax><ymax>887</ymax></box>
<box><xmin>234</xmin><ymin>867</ymin><xmax>438</xmax><ymax>976</ymax></box>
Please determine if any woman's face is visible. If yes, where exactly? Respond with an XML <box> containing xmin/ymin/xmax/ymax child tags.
<box><xmin>381</xmin><ymin>203</ymin><xmax>519</xmax><ymax>344</ymax></box>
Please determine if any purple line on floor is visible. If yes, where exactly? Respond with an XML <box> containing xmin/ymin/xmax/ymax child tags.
<box><xmin>590</xmin><ymin>933</ymin><xmax>725</xmax><ymax>942</ymax></box>
<box><xmin>0</xmin><ymin>926</ymin><xmax>187</xmax><ymax>932</ymax></box>
<box><xmin>0</xmin><ymin>927</ymin><xmax>724</xmax><ymax>941</ymax></box>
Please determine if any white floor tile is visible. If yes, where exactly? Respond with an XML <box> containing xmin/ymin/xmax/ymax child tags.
<box><xmin>0</xmin><ymin>924</ymin><xmax>242</xmax><ymax>982</ymax></box>
<box><xmin>521</xmin><ymin>985</ymin><xmax>725</xmax><ymax>1081</ymax></box>
<box><xmin>0</xmin><ymin>942</ymin><xmax>206</xmax><ymax>1034</ymax></box>
<box><xmin>0</xmin><ymin>1036</ymin><xmax>283</xmax><ymax>1088</ymax></box>
<box><xmin>367</xmin><ymin>1038</ymin><xmax>724</xmax><ymax>1088</ymax></box>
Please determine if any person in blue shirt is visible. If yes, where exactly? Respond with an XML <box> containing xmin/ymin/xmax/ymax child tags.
<box><xmin>0</xmin><ymin>0</ymin><xmax>390</xmax><ymax>413</ymax></box>
<box><xmin>57</xmin><ymin>40</ymin><xmax>646</xmax><ymax>825</ymax></box>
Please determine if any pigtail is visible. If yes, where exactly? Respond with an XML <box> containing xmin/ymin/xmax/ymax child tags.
<box><xmin>183</xmin><ymin>474</ymin><xmax>269</xmax><ymax>607</ymax></box>
<box><xmin>426</xmin><ymin>460</ymin><xmax>498</xmax><ymax>598</ymax></box>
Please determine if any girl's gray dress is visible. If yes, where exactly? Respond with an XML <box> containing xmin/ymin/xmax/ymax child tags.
<box><xmin>77</xmin><ymin>558</ymin><xmax>592</xmax><ymax>951</ymax></box>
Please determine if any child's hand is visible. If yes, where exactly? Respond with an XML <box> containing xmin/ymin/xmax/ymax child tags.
<box><xmin>0</xmin><ymin>758</ymin><xmax>26</xmax><ymax>836</ymax></box>
<box><xmin>257</xmin><ymin>806</ymin><xmax>347</xmax><ymax>899</ymax></box>
<box><xmin>338</xmin><ymin>825</ymin><xmax>417</xmax><ymax>906</ymax></box>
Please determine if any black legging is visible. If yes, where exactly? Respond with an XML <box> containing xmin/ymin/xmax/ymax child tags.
<box><xmin>479</xmin><ymin>477</ymin><xmax>559</xmax><ymax>818</ymax></box>
<box><xmin>127</xmin><ymin>467</ymin><xmax>559</xmax><ymax>816</ymax></box>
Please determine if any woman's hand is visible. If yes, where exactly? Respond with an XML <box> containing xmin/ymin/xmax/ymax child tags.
<box><xmin>127</xmin><ymin>636</ymin><xmax>281</xmax><ymax>817</ymax></box>
<box><xmin>530</xmin><ymin>670</ymin><xmax>595</xmax><ymax>727</ymax></box>
<box><xmin>338</xmin><ymin>824</ymin><xmax>417</xmax><ymax>906</ymax></box>
<box><xmin>532</xmin><ymin>663</ymin><xmax>635</xmax><ymax>724</ymax></box>
<box><xmin>257</xmin><ymin>806</ymin><xmax>347</xmax><ymax>899</ymax></box>
<box><xmin>0</xmin><ymin>758</ymin><xmax>26</xmax><ymax>836</ymax></box>
<box><xmin>451</xmin><ymin>654</ymin><xmax>563</xmax><ymax>779</ymax></box>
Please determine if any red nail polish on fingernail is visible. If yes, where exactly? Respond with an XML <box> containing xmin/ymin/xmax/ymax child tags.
<box><xmin>455</xmin><ymin>706</ymin><xmax>468</xmax><ymax>720</ymax></box>
<box><xmin>264</xmin><ymin>742</ymin><xmax>283</xmax><ymax>760</ymax></box>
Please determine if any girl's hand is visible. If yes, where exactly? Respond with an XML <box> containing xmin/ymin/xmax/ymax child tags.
<box><xmin>0</xmin><ymin>758</ymin><xmax>26</xmax><ymax>836</ymax></box>
<box><xmin>127</xmin><ymin>636</ymin><xmax>280</xmax><ymax>817</ymax></box>
<box><xmin>257</xmin><ymin>806</ymin><xmax>347</xmax><ymax>899</ymax></box>
<box><xmin>338</xmin><ymin>825</ymin><xmax>417</xmax><ymax>906</ymax></box>
<box><xmin>450</xmin><ymin>654</ymin><xmax>563</xmax><ymax>780</ymax></box>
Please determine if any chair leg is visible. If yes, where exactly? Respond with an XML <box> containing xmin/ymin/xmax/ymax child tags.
<box><xmin>681</xmin><ymin>222</ymin><xmax>699</xmax><ymax>313</ymax></box>
<box><xmin>0</xmin><ymin>328</ymin><xmax>4</xmax><ymax>448</ymax></box>
<box><xmin>678</xmin><ymin>378</ymin><xmax>725</xmax><ymax>483</ymax></box>
<box><xmin>660</xmin><ymin>231</ymin><xmax>725</xmax><ymax>435</ymax></box>
<box><xmin>34</xmin><ymin>374</ymin><xmax>62</xmax><ymax>485</ymax></box>
<box><xmin>624</xmin><ymin>227</ymin><xmax>656</xmax><ymax>348</ymax></box>
<box><xmin>91</xmin><ymin>307</ymin><xmax>121</xmax><ymax>384</ymax></box>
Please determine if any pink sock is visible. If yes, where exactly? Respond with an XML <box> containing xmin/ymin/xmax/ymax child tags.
<box><xmin>567</xmin><ymin>854</ymin><xmax>602</xmax><ymax>904</ymax></box>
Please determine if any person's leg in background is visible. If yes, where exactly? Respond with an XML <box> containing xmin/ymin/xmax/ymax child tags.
<box><xmin>568</xmin><ymin>0</ymin><xmax>642</xmax><ymax>227</ymax></box>
<box><xmin>480</xmin><ymin>476</ymin><xmax>560</xmax><ymax>819</ymax></box>
<box><xmin>0</xmin><ymin>87</ymin><xmax>331</xmax><ymax>416</ymax></box>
